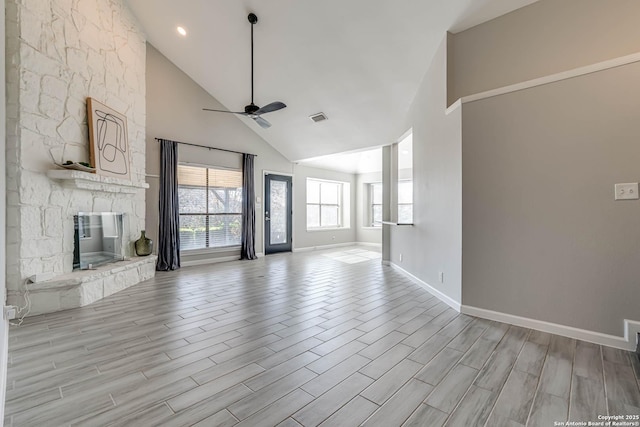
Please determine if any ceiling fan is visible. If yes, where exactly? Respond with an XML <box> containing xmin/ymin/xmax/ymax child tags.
<box><xmin>203</xmin><ymin>13</ymin><xmax>286</xmax><ymax>129</ymax></box>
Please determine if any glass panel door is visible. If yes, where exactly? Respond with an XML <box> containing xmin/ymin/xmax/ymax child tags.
<box><xmin>269</xmin><ymin>180</ymin><xmax>287</xmax><ymax>244</ymax></box>
<box><xmin>265</xmin><ymin>174</ymin><xmax>292</xmax><ymax>254</ymax></box>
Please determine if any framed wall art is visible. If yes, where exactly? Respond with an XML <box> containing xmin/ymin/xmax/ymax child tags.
<box><xmin>87</xmin><ymin>98</ymin><xmax>131</xmax><ymax>180</ymax></box>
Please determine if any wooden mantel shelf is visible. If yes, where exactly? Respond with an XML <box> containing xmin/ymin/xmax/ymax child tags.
<box><xmin>47</xmin><ymin>169</ymin><xmax>149</xmax><ymax>194</ymax></box>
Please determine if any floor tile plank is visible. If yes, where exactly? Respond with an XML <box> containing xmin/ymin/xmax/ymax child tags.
<box><xmin>444</xmin><ymin>385</ymin><xmax>497</xmax><ymax>427</ymax></box>
<box><xmin>569</xmin><ymin>375</ymin><xmax>606</xmax><ymax>422</ymax></box>
<box><xmin>362</xmin><ymin>379</ymin><xmax>434</xmax><ymax>427</ymax></box>
<box><xmin>424</xmin><ymin>363</ymin><xmax>479</xmax><ymax>413</ymax></box>
<box><xmin>528</xmin><ymin>392</ymin><xmax>568</xmax><ymax>427</ymax></box>
<box><xmin>228</xmin><ymin>367</ymin><xmax>317</xmax><ymax>420</ymax></box>
<box><xmin>488</xmin><ymin>370</ymin><xmax>538</xmax><ymax>424</ymax></box>
<box><xmin>402</xmin><ymin>404</ymin><xmax>448</xmax><ymax>427</ymax></box>
<box><xmin>361</xmin><ymin>358</ymin><xmax>423</xmax><ymax>405</ymax></box>
<box><xmin>318</xmin><ymin>395</ymin><xmax>379</xmax><ymax>427</ymax></box>
<box><xmin>293</xmin><ymin>372</ymin><xmax>373</xmax><ymax>426</ymax></box>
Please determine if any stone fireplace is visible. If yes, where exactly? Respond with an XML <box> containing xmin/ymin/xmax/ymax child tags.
<box><xmin>5</xmin><ymin>0</ymin><xmax>155</xmax><ymax>315</ymax></box>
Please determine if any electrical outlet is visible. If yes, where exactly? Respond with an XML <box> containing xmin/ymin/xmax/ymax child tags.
<box><xmin>4</xmin><ymin>306</ymin><xmax>17</xmax><ymax>320</ymax></box>
<box><xmin>399</xmin><ymin>253</ymin><xmax>403</xmax><ymax>262</ymax></box>
<box><xmin>614</xmin><ymin>183</ymin><xmax>639</xmax><ymax>200</ymax></box>
<box><xmin>439</xmin><ymin>272</ymin><xmax>444</xmax><ymax>283</ymax></box>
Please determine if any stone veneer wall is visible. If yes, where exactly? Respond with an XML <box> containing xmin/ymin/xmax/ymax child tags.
<box><xmin>5</xmin><ymin>0</ymin><xmax>147</xmax><ymax>310</ymax></box>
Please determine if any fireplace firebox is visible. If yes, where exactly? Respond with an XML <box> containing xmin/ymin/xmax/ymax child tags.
<box><xmin>73</xmin><ymin>212</ymin><xmax>126</xmax><ymax>269</ymax></box>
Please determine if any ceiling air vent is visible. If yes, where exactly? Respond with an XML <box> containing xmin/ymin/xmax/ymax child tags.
<box><xmin>309</xmin><ymin>112</ymin><xmax>328</xmax><ymax>123</ymax></box>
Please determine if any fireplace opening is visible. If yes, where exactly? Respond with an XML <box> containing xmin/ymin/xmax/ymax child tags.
<box><xmin>73</xmin><ymin>212</ymin><xmax>126</xmax><ymax>270</ymax></box>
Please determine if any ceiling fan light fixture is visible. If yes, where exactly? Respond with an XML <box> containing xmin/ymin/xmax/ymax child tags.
<box><xmin>202</xmin><ymin>13</ymin><xmax>285</xmax><ymax>129</ymax></box>
<box><xmin>309</xmin><ymin>112</ymin><xmax>328</xmax><ymax>123</ymax></box>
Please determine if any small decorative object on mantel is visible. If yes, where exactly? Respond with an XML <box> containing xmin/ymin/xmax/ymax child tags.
<box><xmin>48</xmin><ymin>147</ymin><xmax>96</xmax><ymax>173</ymax></box>
<box><xmin>58</xmin><ymin>160</ymin><xmax>96</xmax><ymax>173</ymax></box>
<box><xmin>135</xmin><ymin>230</ymin><xmax>153</xmax><ymax>256</ymax></box>
<box><xmin>87</xmin><ymin>97</ymin><xmax>131</xmax><ymax>181</ymax></box>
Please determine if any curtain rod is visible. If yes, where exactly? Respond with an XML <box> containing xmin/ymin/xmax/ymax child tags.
<box><xmin>154</xmin><ymin>138</ymin><xmax>257</xmax><ymax>157</ymax></box>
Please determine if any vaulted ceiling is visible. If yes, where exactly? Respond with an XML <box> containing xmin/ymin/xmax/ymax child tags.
<box><xmin>126</xmin><ymin>0</ymin><xmax>537</xmax><ymax>163</ymax></box>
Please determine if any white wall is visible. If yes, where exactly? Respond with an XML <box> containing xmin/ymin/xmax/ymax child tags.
<box><xmin>293</xmin><ymin>164</ymin><xmax>357</xmax><ymax>250</ymax></box>
<box><xmin>391</xmin><ymin>36</ymin><xmax>463</xmax><ymax>304</ymax></box>
<box><xmin>1</xmin><ymin>0</ymin><xmax>8</xmax><ymax>421</ymax></box>
<box><xmin>145</xmin><ymin>44</ymin><xmax>293</xmax><ymax>262</ymax></box>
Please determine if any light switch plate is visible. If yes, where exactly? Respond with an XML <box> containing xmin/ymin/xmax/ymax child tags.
<box><xmin>614</xmin><ymin>183</ymin><xmax>639</xmax><ymax>200</ymax></box>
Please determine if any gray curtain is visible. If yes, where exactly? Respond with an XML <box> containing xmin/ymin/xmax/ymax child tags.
<box><xmin>241</xmin><ymin>153</ymin><xmax>257</xmax><ymax>260</ymax></box>
<box><xmin>156</xmin><ymin>139</ymin><xmax>181</xmax><ymax>271</ymax></box>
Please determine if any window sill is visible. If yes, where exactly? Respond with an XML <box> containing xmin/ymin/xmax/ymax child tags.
<box><xmin>306</xmin><ymin>227</ymin><xmax>351</xmax><ymax>232</ymax></box>
<box><xmin>381</xmin><ymin>221</ymin><xmax>414</xmax><ymax>226</ymax></box>
<box><xmin>361</xmin><ymin>227</ymin><xmax>382</xmax><ymax>230</ymax></box>
<box><xmin>181</xmin><ymin>246</ymin><xmax>241</xmax><ymax>256</ymax></box>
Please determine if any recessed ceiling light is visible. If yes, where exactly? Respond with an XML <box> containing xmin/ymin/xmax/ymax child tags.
<box><xmin>177</xmin><ymin>26</ymin><xmax>187</xmax><ymax>36</ymax></box>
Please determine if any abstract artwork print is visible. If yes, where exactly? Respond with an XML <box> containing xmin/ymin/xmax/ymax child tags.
<box><xmin>87</xmin><ymin>98</ymin><xmax>131</xmax><ymax>180</ymax></box>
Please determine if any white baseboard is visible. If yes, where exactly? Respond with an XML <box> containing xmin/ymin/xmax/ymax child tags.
<box><xmin>255</xmin><ymin>252</ymin><xmax>264</xmax><ymax>258</ymax></box>
<box><xmin>389</xmin><ymin>263</ymin><xmax>461</xmax><ymax>311</ymax></box>
<box><xmin>387</xmin><ymin>261</ymin><xmax>638</xmax><ymax>351</ymax></box>
<box><xmin>293</xmin><ymin>242</ymin><xmax>357</xmax><ymax>252</ymax></box>
<box><xmin>624</xmin><ymin>320</ymin><xmax>640</xmax><ymax>351</ymax></box>
<box><xmin>181</xmin><ymin>255</ymin><xmax>240</xmax><ymax>267</ymax></box>
<box><xmin>293</xmin><ymin>241</ymin><xmax>382</xmax><ymax>253</ymax></box>
<box><xmin>355</xmin><ymin>242</ymin><xmax>382</xmax><ymax>248</ymax></box>
<box><xmin>461</xmin><ymin>305</ymin><xmax>639</xmax><ymax>351</ymax></box>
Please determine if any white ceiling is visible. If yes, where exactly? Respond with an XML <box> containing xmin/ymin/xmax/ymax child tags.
<box><xmin>300</xmin><ymin>132</ymin><xmax>412</xmax><ymax>175</ymax></box>
<box><xmin>299</xmin><ymin>147</ymin><xmax>384</xmax><ymax>175</ymax></box>
<box><xmin>125</xmin><ymin>0</ymin><xmax>537</xmax><ymax>163</ymax></box>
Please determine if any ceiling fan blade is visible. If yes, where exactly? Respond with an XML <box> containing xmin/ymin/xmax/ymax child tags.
<box><xmin>203</xmin><ymin>108</ymin><xmax>247</xmax><ymax>115</ymax></box>
<box><xmin>253</xmin><ymin>116</ymin><xmax>271</xmax><ymax>129</ymax></box>
<box><xmin>254</xmin><ymin>102</ymin><xmax>286</xmax><ymax>115</ymax></box>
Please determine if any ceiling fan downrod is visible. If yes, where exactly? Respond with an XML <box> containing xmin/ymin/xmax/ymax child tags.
<box><xmin>246</xmin><ymin>13</ymin><xmax>258</xmax><ymax>114</ymax></box>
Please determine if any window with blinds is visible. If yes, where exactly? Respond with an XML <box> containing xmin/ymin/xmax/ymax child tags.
<box><xmin>369</xmin><ymin>182</ymin><xmax>382</xmax><ymax>227</ymax></box>
<box><xmin>177</xmin><ymin>164</ymin><xmax>243</xmax><ymax>250</ymax></box>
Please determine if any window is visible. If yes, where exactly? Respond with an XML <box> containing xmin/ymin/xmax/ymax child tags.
<box><xmin>178</xmin><ymin>164</ymin><xmax>243</xmax><ymax>250</ymax></box>
<box><xmin>397</xmin><ymin>131</ymin><xmax>413</xmax><ymax>224</ymax></box>
<box><xmin>398</xmin><ymin>180</ymin><xmax>413</xmax><ymax>224</ymax></box>
<box><xmin>307</xmin><ymin>178</ymin><xmax>350</xmax><ymax>229</ymax></box>
<box><xmin>368</xmin><ymin>182</ymin><xmax>383</xmax><ymax>227</ymax></box>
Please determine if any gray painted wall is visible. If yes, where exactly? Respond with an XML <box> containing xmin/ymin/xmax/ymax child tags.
<box><xmin>391</xmin><ymin>37</ymin><xmax>462</xmax><ymax>303</ymax></box>
<box><xmin>293</xmin><ymin>164</ymin><xmax>357</xmax><ymax>250</ymax></box>
<box><xmin>461</xmin><ymin>62</ymin><xmax>640</xmax><ymax>335</ymax></box>
<box><xmin>448</xmin><ymin>0</ymin><xmax>640</xmax><ymax>104</ymax></box>
<box><xmin>145</xmin><ymin>44</ymin><xmax>293</xmax><ymax>261</ymax></box>
<box><xmin>452</xmin><ymin>0</ymin><xmax>640</xmax><ymax>338</ymax></box>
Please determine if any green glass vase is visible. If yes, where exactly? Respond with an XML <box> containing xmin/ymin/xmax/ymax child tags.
<box><xmin>135</xmin><ymin>230</ymin><xmax>153</xmax><ymax>256</ymax></box>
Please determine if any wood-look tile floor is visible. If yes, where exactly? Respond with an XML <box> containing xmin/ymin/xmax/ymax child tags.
<box><xmin>5</xmin><ymin>247</ymin><xmax>640</xmax><ymax>427</ymax></box>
